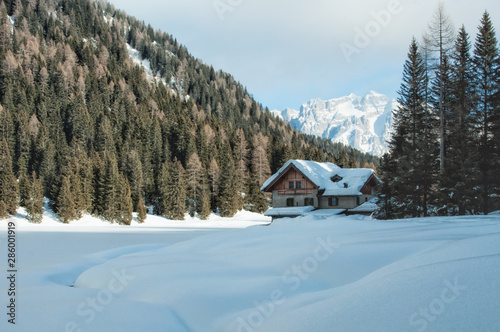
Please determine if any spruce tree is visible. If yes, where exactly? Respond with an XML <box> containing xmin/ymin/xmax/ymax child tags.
<box><xmin>381</xmin><ymin>38</ymin><xmax>439</xmax><ymax>218</ymax></box>
<box><xmin>473</xmin><ymin>11</ymin><xmax>499</xmax><ymax>213</ymax></box>
<box><xmin>218</xmin><ymin>147</ymin><xmax>239</xmax><ymax>217</ymax></box>
<box><xmin>125</xmin><ymin>150</ymin><xmax>144</xmax><ymax>210</ymax></box>
<box><xmin>186</xmin><ymin>152</ymin><xmax>203</xmax><ymax>217</ymax></box>
<box><xmin>156</xmin><ymin>161</ymin><xmax>170</xmax><ymax>216</ymax></box>
<box><xmin>0</xmin><ymin>200</ymin><xmax>7</xmax><ymax>219</ymax></box>
<box><xmin>207</xmin><ymin>157</ymin><xmax>220</xmax><ymax>212</ymax></box>
<box><xmin>424</xmin><ymin>3</ymin><xmax>455</xmax><ymax>173</ymax></box>
<box><xmin>137</xmin><ymin>196</ymin><xmax>147</xmax><ymax>223</ymax></box>
<box><xmin>444</xmin><ymin>26</ymin><xmax>477</xmax><ymax>214</ymax></box>
<box><xmin>0</xmin><ymin>138</ymin><xmax>18</xmax><ymax>215</ymax></box>
<box><xmin>26</xmin><ymin>172</ymin><xmax>44</xmax><ymax>224</ymax></box>
<box><xmin>57</xmin><ymin>175</ymin><xmax>76</xmax><ymax>223</ymax></box>
<box><xmin>337</xmin><ymin>149</ymin><xmax>349</xmax><ymax>168</ymax></box>
<box><xmin>348</xmin><ymin>149</ymin><xmax>357</xmax><ymax>168</ymax></box>
<box><xmin>116</xmin><ymin>174</ymin><xmax>133</xmax><ymax>225</ymax></box>
<box><xmin>19</xmin><ymin>172</ymin><xmax>31</xmax><ymax>208</ymax></box>
<box><xmin>101</xmin><ymin>153</ymin><xmax>121</xmax><ymax>222</ymax></box>
<box><xmin>165</xmin><ymin>158</ymin><xmax>187</xmax><ymax>220</ymax></box>
<box><xmin>246</xmin><ymin>174</ymin><xmax>268</xmax><ymax>214</ymax></box>
<box><xmin>198</xmin><ymin>185</ymin><xmax>211</xmax><ymax>220</ymax></box>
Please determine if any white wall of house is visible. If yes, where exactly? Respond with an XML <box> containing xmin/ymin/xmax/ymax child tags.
<box><xmin>272</xmin><ymin>190</ymin><xmax>319</xmax><ymax>209</ymax></box>
<box><xmin>318</xmin><ymin>195</ymin><xmax>375</xmax><ymax>210</ymax></box>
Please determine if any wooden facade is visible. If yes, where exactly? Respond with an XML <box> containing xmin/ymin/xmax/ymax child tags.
<box><xmin>263</xmin><ymin>161</ymin><xmax>380</xmax><ymax>215</ymax></box>
<box><xmin>268</xmin><ymin>167</ymin><xmax>317</xmax><ymax>196</ymax></box>
<box><xmin>360</xmin><ymin>175</ymin><xmax>379</xmax><ymax>196</ymax></box>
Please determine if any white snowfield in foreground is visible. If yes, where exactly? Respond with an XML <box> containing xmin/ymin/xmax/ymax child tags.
<box><xmin>1</xmin><ymin>210</ymin><xmax>500</xmax><ymax>332</ymax></box>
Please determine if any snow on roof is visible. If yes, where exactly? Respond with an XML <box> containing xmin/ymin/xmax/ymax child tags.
<box><xmin>261</xmin><ymin>159</ymin><xmax>379</xmax><ymax>196</ymax></box>
<box><xmin>350</xmin><ymin>198</ymin><xmax>379</xmax><ymax>213</ymax></box>
<box><xmin>264</xmin><ymin>206</ymin><xmax>315</xmax><ymax>217</ymax></box>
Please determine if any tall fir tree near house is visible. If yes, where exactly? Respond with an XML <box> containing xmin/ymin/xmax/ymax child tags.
<box><xmin>379</xmin><ymin>38</ymin><xmax>439</xmax><ymax>218</ymax></box>
<box><xmin>472</xmin><ymin>11</ymin><xmax>499</xmax><ymax>213</ymax></box>
<box><xmin>443</xmin><ymin>26</ymin><xmax>477</xmax><ymax>214</ymax></box>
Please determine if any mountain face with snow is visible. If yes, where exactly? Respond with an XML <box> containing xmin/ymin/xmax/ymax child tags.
<box><xmin>271</xmin><ymin>92</ymin><xmax>397</xmax><ymax>156</ymax></box>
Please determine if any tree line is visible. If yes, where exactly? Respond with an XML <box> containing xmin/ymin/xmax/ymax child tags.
<box><xmin>377</xmin><ymin>7</ymin><xmax>500</xmax><ymax>218</ymax></box>
<box><xmin>0</xmin><ymin>0</ymin><xmax>376</xmax><ymax>223</ymax></box>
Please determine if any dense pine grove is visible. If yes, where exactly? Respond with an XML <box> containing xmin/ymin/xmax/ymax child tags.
<box><xmin>0</xmin><ymin>0</ymin><xmax>377</xmax><ymax>223</ymax></box>
<box><xmin>377</xmin><ymin>10</ymin><xmax>500</xmax><ymax>218</ymax></box>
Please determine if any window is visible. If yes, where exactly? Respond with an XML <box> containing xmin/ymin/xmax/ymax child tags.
<box><xmin>328</xmin><ymin>197</ymin><xmax>339</xmax><ymax>206</ymax></box>
<box><xmin>356</xmin><ymin>197</ymin><xmax>361</xmax><ymax>205</ymax></box>
<box><xmin>296</xmin><ymin>181</ymin><xmax>302</xmax><ymax>189</ymax></box>
<box><xmin>304</xmin><ymin>198</ymin><xmax>314</xmax><ymax>206</ymax></box>
<box><xmin>287</xmin><ymin>198</ymin><xmax>294</xmax><ymax>207</ymax></box>
<box><xmin>289</xmin><ymin>181</ymin><xmax>294</xmax><ymax>189</ymax></box>
<box><xmin>331</xmin><ymin>175</ymin><xmax>343</xmax><ymax>182</ymax></box>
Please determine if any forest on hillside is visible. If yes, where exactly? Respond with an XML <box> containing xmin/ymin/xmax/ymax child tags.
<box><xmin>0</xmin><ymin>0</ymin><xmax>377</xmax><ymax>223</ymax></box>
<box><xmin>377</xmin><ymin>7</ymin><xmax>500</xmax><ymax>218</ymax></box>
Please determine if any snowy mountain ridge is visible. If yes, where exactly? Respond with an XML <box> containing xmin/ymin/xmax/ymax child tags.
<box><xmin>271</xmin><ymin>91</ymin><xmax>397</xmax><ymax>156</ymax></box>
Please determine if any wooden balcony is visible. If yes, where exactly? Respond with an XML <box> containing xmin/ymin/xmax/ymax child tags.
<box><xmin>277</xmin><ymin>189</ymin><xmax>314</xmax><ymax>196</ymax></box>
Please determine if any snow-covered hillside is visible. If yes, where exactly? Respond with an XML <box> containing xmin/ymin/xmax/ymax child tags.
<box><xmin>2</xmin><ymin>209</ymin><xmax>500</xmax><ymax>331</ymax></box>
<box><xmin>271</xmin><ymin>91</ymin><xmax>397</xmax><ymax>156</ymax></box>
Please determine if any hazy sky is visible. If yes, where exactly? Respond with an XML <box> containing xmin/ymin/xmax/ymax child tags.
<box><xmin>110</xmin><ymin>0</ymin><xmax>500</xmax><ymax>111</ymax></box>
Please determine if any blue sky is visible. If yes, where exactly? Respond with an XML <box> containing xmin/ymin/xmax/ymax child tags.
<box><xmin>110</xmin><ymin>0</ymin><xmax>500</xmax><ymax>111</ymax></box>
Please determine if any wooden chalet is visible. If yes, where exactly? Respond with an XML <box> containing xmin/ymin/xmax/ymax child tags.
<box><xmin>261</xmin><ymin>160</ymin><xmax>381</xmax><ymax>219</ymax></box>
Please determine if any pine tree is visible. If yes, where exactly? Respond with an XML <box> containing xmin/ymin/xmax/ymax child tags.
<box><xmin>137</xmin><ymin>195</ymin><xmax>147</xmax><ymax>223</ymax></box>
<box><xmin>443</xmin><ymin>26</ymin><xmax>477</xmax><ymax>214</ymax></box>
<box><xmin>0</xmin><ymin>200</ymin><xmax>7</xmax><ymax>218</ymax></box>
<box><xmin>375</xmin><ymin>154</ymin><xmax>398</xmax><ymax>219</ymax></box>
<box><xmin>381</xmin><ymin>38</ymin><xmax>439</xmax><ymax>218</ymax></box>
<box><xmin>156</xmin><ymin>161</ymin><xmax>170</xmax><ymax>216</ymax></box>
<box><xmin>251</xmin><ymin>133</ymin><xmax>271</xmax><ymax>188</ymax></box>
<box><xmin>246</xmin><ymin>174</ymin><xmax>268</xmax><ymax>214</ymax></box>
<box><xmin>101</xmin><ymin>153</ymin><xmax>121</xmax><ymax>222</ymax></box>
<box><xmin>207</xmin><ymin>157</ymin><xmax>220</xmax><ymax>212</ymax></box>
<box><xmin>218</xmin><ymin>147</ymin><xmax>239</xmax><ymax>217</ymax></box>
<box><xmin>348</xmin><ymin>149</ymin><xmax>357</xmax><ymax>168</ymax></box>
<box><xmin>198</xmin><ymin>184</ymin><xmax>211</xmax><ymax>220</ymax></box>
<box><xmin>0</xmin><ymin>105</ymin><xmax>14</xmax><ymax>156</ymax></box>
<box><xmin>26</xmin><ymin>172</ymin><xmax>44</xmax><ymax>224</ymax></box>
<box><xmin>0</xmin><ymin>138</ymin><xmax>17</xmax><ymax>215</ymax></box>
<box><xmin>19</xmin><ymin>172</ymin><xmax>31</xmax><ymax>208</ymax></box>
<box><xmin>116</xmin><ymin>174</ymin><xmax>133</xmax><ymax>225</ymax></box>
<box><xmin>186</xmin><ymin>152</ymin><xmax>203</xmax><ymax>217</ymax></box>
<box><xmin>125</xmin><ymin>150</ymin><xmax>144</xmax><ymax>210</ymax></box>
<box><xmin>473</xmin><ymin>11</ymin><xmax>499</xmax><ymax>213</ymax></box>
<box><xmin>424</xmin><ymin>3</ymin><xmax>455</xmax><ymax>173</ymax></box>
<box><xmin>57</xmin><ymin>175</ymin><xmax>76</xmax><ymax>223</ymax></box>
<box><xmin>337</xmin><ymin>149</ymin><xmax>349</xmax><ymax>168</ymax></box>
<box><xmin>165</xmin><ymin>158</ymin><xmax>187</xmax><ymax>220</ymax></box>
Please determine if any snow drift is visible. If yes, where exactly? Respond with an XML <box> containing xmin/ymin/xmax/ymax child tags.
<box><xmin>72</xmin><ymin>214</ymin><xmax>500</xmax><ymax>331</ymax></box>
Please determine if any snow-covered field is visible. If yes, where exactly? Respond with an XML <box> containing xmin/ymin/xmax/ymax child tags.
<box><xmin>1</xmin><ymin>208</ymin><xmax>500</xmax><ymax>331</ymax></box>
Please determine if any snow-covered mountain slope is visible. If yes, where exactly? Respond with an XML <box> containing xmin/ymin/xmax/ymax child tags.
<box><xmin>271</xmin><ymin>91</ymin><xmax>397</xmax><ymax>156</ymax></box>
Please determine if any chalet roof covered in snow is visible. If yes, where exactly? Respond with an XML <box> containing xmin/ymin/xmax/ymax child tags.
<box><xmin>261</xmin><ymin>159</ymin><xmax>380</xmax><ymax>196</ymax></box>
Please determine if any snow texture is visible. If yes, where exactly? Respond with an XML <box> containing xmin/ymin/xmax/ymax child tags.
<box><xmin>271</xmin><ymin>91</ymin><xmax>397</xmax><ymax>156</ymax></box>
<box><xmin>264</xmin><ymin>206</ymin><xmax>315</xmax><ymax>217</ymax></box>
<box><xmin>1</xmin><ymin>205</ymin><xmax>500</xmax><ymax>332</ymax></box>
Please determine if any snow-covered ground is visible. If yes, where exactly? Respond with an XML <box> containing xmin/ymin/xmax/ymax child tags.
<box><xmin>1</xmin><ymin>208</ymin><xmax>499</xmax><ymax>331</ymax></box>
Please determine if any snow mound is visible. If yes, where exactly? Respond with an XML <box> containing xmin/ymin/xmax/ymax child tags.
<box><xmin>74</xmin><ymin>214</ymin><xmax>500</xmax><ymax>331</ymax></box>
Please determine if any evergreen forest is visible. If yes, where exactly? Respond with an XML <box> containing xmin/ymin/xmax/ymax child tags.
<box><xmin>377</xmin><ymin>8</ymin><xmax>500</xmax><ymax>218</ymax></box>
<box><xmin>0</xmin><ymin>0</ymin><xmax>377</xmax><ymax>223</ymax></box>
